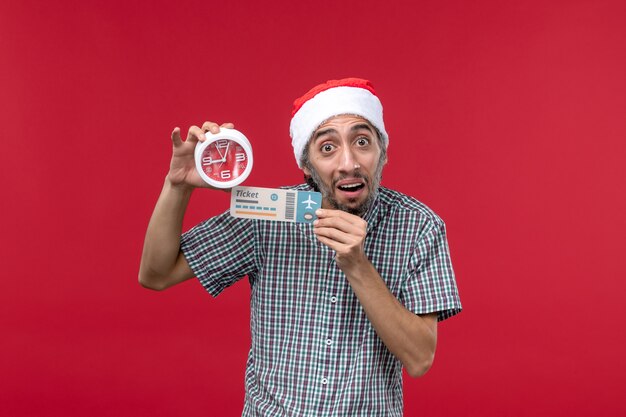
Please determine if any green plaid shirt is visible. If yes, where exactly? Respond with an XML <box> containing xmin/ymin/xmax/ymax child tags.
<box><xmin>181</xmin><ymin>185</ymin><xmax>461</xmax><ymax>416</ymax></box>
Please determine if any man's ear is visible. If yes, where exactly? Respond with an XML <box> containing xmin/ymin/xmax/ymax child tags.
<box><xmin>302</xmin><ymin>166</ymin><xmax>311</xmax><ymax>176</ymax></box>
<box><xmin>380</xmin><ymin>145</ymin><xmax>388</xmax><ymax>166</ymax></box>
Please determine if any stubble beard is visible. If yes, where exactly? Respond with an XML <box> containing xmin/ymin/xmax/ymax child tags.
<box><xmin>306</xmin><ymin>162</ymin><xmax>384</xmax><ymax>217</ymax></box>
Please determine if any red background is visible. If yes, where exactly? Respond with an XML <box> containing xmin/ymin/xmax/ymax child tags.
<box><xmin>1</xmin><ymin>1</ymin><xmax>625</xmax><ymax>416</ymax></box>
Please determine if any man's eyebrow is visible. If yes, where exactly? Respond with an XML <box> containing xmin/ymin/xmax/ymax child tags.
<box><xmin>313</xmin><ymin>123</ymin><xmax>375</xmax><ymax>142</ymax></box>
<box><xmin>313</xmin><ymin>128</ymin><xmax>337</xmax><ymax>142</ymax></box>
<box><xmin>351</xmin><ymin>123</ymin><xmax>374</xmax><ymax>134</ymax></box>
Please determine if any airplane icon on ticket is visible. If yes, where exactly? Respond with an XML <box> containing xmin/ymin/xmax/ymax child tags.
<box><xmin>301</xmin><ymin>194</ymin><xmax>319</xmax><ymax>210</ymax></box>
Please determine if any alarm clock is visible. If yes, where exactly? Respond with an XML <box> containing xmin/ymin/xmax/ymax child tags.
<box><xmin>194</xmin><ymin>128</ymin><xmax>254</xmax><ymax>189</ymax></box>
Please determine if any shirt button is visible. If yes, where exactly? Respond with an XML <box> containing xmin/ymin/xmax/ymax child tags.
<box><xmin>325</xmin><ymin>339</ymin><xmax>333</xmax><ymax>346</ymax></box>
<box><xmin>330</xmin><ymin>296</ymin><xmax>337</xmax><ymax>303</ymax></box>
<box><xmin>321</xmin><ymin>377</ymin><xmax>328</xmax><ymax>385</ymax></box>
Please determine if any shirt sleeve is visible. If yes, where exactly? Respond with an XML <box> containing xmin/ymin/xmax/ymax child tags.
<box><xmin>180</xmin><ymin>211</ymin><xmax>257</xmax><ymax>297</ymax></box>
<box><xmin>402</xmin><ymin>220</ymin><xmax>462</xmax><ymax>321</ymax></box>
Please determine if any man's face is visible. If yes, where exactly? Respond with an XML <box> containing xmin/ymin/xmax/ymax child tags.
<box><xmin>302</xmin><ymin>115</ymin><xmax>386</xmax><ymax>216</ymax></box>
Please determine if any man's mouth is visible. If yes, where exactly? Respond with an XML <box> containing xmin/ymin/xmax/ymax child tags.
<box><xmin>336</xmin><ymin>180</ymin><xmax>366</xmax><ymax>193</ymax></box>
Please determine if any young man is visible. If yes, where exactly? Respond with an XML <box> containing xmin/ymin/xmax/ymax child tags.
<box><xmin>139</xmin><ymin>78</ymin><xmax>462</xmax><ymax>416</ymax></box>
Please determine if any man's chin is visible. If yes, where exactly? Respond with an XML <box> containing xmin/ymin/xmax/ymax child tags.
<box><xmin>307</xmin><ymin>171</ymin><xmax>381</xmax><ymax>217</ymax></box>
<box><xmin>327</xmin><ymin>194</ymin><xmax>371</xmax><ymax>217</ymax></box>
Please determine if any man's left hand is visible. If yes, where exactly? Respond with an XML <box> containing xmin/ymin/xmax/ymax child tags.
<box><xmin>313</xmin><ymin>209</ymin><xmax>368</xmax><ymax>272</ymax></box>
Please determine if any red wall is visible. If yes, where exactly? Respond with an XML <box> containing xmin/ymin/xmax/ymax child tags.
<box><xmin>1</xmin><ymin>1</ymin><xmax>625</xmax><ymax>415</ymax></box>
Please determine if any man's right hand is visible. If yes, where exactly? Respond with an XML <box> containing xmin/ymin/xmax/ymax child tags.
<box><xmin>138</xmin><ymin>121</ymin><xmax>235</xmax><ymax>291</ymax></box>
<box><xmin>167</xmin><ymin>121</ymin><xmax>235</xmax><ymax>190</ymax></box>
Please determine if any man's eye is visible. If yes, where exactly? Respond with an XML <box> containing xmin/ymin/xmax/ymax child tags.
<box><xmin>321</xmin><ymin>144</ymin><xmax>334</xmax><ymax>153</ymax></box>
<box><xmin>356</xmin><ymin>137</ymin><xmax>370</xmax><ymax>146</ymax></box>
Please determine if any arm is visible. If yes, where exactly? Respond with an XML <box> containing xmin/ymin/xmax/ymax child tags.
<box><xmin>138</xmin><ymin>122</ymin><xmax>233</xmax><ymax>291</ymax></box>
<box><xmin>313</xmin><ymin>209</ymin><xmax>437</xmax><ymax>377</ymax></box>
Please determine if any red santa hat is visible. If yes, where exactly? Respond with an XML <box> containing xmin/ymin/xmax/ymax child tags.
<box><xmin>289</xmin><ymin>78</ymin><xmax>388</xmax><ymax>168</ymax></box>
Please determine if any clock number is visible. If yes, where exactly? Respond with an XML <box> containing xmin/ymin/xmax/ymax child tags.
<box><xmin>235</xmin><ymin>152</ymin><xmax>246</xmax><ymax>162</ymax></box>
<box><xmin>216</xmin><ymin>140</ymin><xmax>229</xmax><ymax>149</ymax></box>
<box><xmin>202</xmin><ymin>156</ymin><xmax>213</xmax><ymax>165</ymax></box>
<box><xmin>220</xmin><ymin>170</ymin><xmax>231</xmax><ymax>179</ymax></box>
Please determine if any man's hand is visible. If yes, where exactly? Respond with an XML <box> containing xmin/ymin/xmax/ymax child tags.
<box><xmin>138</xmin><ymin>120</ymin><xmax>234</xmax><ymax>291</ymax></box>
<box><xmin>312</xmin><ymin>209</ymin><xmax>368</xmax><ymax>273</ymax></box>
<box><xmin>167</xmin><ymin>121</ymin><xmax>234</xmax><ymax>190</ymax></box>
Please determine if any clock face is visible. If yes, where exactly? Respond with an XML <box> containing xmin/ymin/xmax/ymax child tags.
<box><xmin>194</xmin><ymin>128</ymin><xmax>254</xmax><ymax>188</ymax></box>
<box><xmin>198</xmin><ymin>139</ymin><xmax>250</xmax><ymax>184</ymax></box>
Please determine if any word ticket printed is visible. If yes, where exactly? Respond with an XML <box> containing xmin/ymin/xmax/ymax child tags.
<box><xmin>230</xmin><ymin>186</ymin><xmax>322</xmax><ymax>223</ymax></box>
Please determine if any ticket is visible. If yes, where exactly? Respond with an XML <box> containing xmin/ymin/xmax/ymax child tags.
<box><xmin>230</xmin><ymin>186</ymin><xmax>322</xmax><ymax>223</ymax></box>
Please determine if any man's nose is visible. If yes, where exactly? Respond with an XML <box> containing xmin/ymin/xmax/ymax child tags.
<box><xmin>338</xmin><ymin>147</ymin><xmax>358</xmax><ymax>172</ymax></box>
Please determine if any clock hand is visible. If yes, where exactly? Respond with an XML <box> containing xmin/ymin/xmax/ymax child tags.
<box><xmin>215</xmin><ymin>145</ymin><xmax>224</xmax><ymax>160</ymax></box>
<box><xmin>221</xmin><ymin>142</ymin><xmax>230</xmax><ymax>162</ymax></box>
